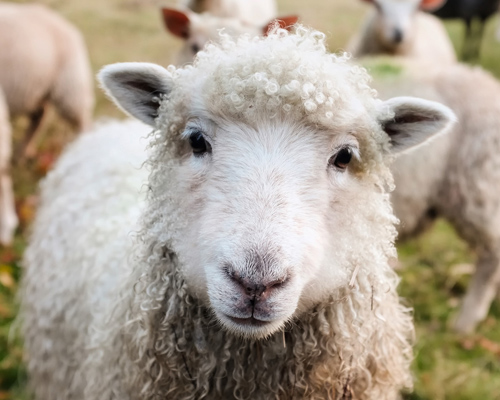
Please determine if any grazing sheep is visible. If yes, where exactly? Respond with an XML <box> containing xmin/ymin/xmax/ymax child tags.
<box><xmin>22</xmin><ymin>28</ymin><xmax>456</xmax><ymax>399</ymax></box>
<box><xmin>0</xmin><ymin>2</ymin><xmax>94</xmax><ymax>158</ymax></box>
<box><xmin>0</xmin><ymin>89</ymin><xmax>17</xmax><ymax>245</ymax></box>
<box><xmin>349</xmin><ymin>0</ymin><xmax>457</xmax><ymax>63</ymax></box>
<box><xmin>162</xmin><ymin>7</ymin><xmax>298</xmax><ymax>64</ymax></box>
<box><xmin>179</xmin><ymin>0</ymin><xmax>277</xmax><ymax>26</ymax></box>
<box><xmin>430</xmin><ymin>0</ymin><xmax>500</xmax><ymax>60</ymax></box>
<box><xmin>363</xmin><ymin>56</ymin><xmax>500</xmax><ymax>333</ymax></box>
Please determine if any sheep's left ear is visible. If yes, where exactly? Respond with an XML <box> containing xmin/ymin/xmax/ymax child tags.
<box><xmin>161</xmin><ymin>8</ymin><xmax>191</xmax><ymax>39</ymax></box>
<box><xmin>263</xmin><ymin>15</ymin><xmax>299</xmax><ymax>35</ymax></box>
<box><xmin>379</xmin><ymin>96</ymin><xmax>456</xmax><ymax>154</ymax></box>
<box><xmin>98</xmin><ymin>62</ymin><xmax>173</xmax><ymax>126</ymax></box>
<box><xmin>420</xmin><ymin>0</ymin><xmax>446</xmax><ymax>11</ymax></box>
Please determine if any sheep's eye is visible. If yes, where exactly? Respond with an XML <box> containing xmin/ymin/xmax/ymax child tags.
<box><xmin>189</xmin><ymin>131</ymin><xmax>211</xmax><ymax>156</ymax></box>
<box><xmin>191</xmin><ymin>44</ymin><xmax>200</xmax><ymax>54</ymax></box>
<box><xmin>330</xmin><ymin>147</ymin><xmax>352</xmax><ymax>170</ymax></box>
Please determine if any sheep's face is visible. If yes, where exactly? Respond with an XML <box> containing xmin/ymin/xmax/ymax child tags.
<box><xmin>175</xmin><ymin>117</ymin><xmax>366</xmax><ymax>338</ymax></box>
<box><xmin>371</xmin><ymin>0</ymin><xmax>420</xmax><ymax>51</ymax></box>
<box><xmin>366</xmin><ymin>0</ymin><xmax>446</xmax><ymax>51</ymax></box>
<box><xmin>99</xmin><ymin>30</ymin><xmax>455</xmax><ymax>339</ymax></box>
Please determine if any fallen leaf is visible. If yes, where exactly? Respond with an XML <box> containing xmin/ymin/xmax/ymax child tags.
<box><xmin>0</xmin><ymin>265</ymin><xmax>15</xmax><ymax>289</ymax></box>
<box><xmin>17</xmin><ymin>195</ymin><xmax>39</xmax><ymax>226</ymax></box>
<box><xmin>477</xmin><ymin>336</ymin><xmax>500</xmax><ymax>357</ymax></box>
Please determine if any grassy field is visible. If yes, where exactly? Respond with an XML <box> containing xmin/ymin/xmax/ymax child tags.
<box><xmin>1</xmin><ymin>0</ymin><xmax>500</xmax><ymax>398</ymax></box>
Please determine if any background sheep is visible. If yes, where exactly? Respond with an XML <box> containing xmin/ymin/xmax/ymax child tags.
<box><xmin>22</xmin><ymin>28</ymin><xmax>456</xmax><ymax>399</ymax></box>
<box><xmin>362</xmin><ymin>57</ymin><xmax>500</xmax><ymax>333</ymax></box>
<box><xmin>348</xmin><ymin>0</ymin><xmax>457</xmax><ymax>63</ymax></box>
<box><xmin>0</xmin><ymin>2</ymin><xmax>94</xmax><ymax>158</ymax></box>
<box><xmin>179</xmin><ymin>0</ymin><xmax>278</xmax><ymax>26</ymax></box>
<box><xmin>162</xmin><ymin>7</ymin><xmax>298</xmax><ymax>64</ymax></box>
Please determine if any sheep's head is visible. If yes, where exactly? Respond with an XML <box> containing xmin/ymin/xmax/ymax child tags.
<box><xmin>99</xmin><ymin>27</ymin><xmax>454</xmax><ymax>339</ymax></box>
<box><xmin>361</xmin><ymin>0</ymin><xmax>446</xmax><ymax>51</ymax></box>
<box><xmin>161</xmin><ymin>7</ymin><xmax>298</xmax><ymax>65</ymax></box>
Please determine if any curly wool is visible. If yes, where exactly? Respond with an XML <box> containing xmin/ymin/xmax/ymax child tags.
<box><xmin>85</xmin><ymin>28</ymin><xmax>412</xmax><ymax>400</ymax></box>
<box><xmin>23</xmin><ymin>28</ymin><xmax>413</xmax><ymax>400</ymax></box>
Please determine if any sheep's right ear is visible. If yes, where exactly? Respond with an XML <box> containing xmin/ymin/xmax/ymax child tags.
<box><xmin>98</xmin><ymin>62</ymin><xmax>173</xmax><ymax>126</ymax></box>
<box><xmin>379</xmin><ymin>96</ymin><xmax>456</xmax><ymax>154</ymax></box>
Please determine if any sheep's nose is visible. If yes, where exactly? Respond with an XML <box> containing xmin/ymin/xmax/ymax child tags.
<box><xmin>225</xmin><ymin>268</ymin><xmax>288</xmax><ymax>302</ymax></box>
<box><xmin>393</xmin><ymin>28</ymin><xmax>403</xmax><ymax>44</ymax></box>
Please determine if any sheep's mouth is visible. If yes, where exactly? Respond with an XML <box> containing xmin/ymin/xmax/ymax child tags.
<box><xmin>225</xmin><ymin>315</ymin><xmax>271</xmax><ymax>327</ymax></box>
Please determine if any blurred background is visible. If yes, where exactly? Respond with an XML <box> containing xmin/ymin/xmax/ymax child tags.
<box><xmin>1</xmin><ymin>0</ymin><xmax>500</xmax><ymax>399</ymax></box>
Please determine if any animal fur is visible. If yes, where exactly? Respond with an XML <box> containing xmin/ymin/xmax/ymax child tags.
<box><xmin>0</xmin><ymin>2</ymin><xmax>94</xmax><ymax>150</ymax></box>
<box><xmin>22</xmin><ymin>28</ymin><xmax>455</xmax><ymax>399</ymax></box>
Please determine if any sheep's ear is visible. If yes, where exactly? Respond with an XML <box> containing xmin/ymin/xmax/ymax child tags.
<box><xmin>161</xmin><ymin>8</ymin><xmax>191</xmax><ymax>39</ymax></box>
<box><xmin>263</xmin><ymin>15</ymin><xmax>299</xmax><ymax>36</ymax></box>
<box><xmin>420</xmin><ymin>0</ymin><xmax>446</xmax><ymax>11</ymax></box>
<box><xmin>98</xmin><ymin>62</ymin><xmax>173</xmax><ymax>126</ymax></box>
<box><xmin>379</xmin><ymin>96</ymin><xmax>456</xmax><ymax>154</ymax></box>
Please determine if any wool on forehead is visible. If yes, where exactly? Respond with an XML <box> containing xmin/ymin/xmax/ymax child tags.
<box><xmin>166</xmin><ymin>26</ymin><xmax>381</xmax><ymax>128</ymax></box>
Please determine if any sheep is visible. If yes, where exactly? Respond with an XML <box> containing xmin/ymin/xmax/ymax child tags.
<box><xmin>0</xmin><ymin>89</ymin><xmax>17</xmax><ymax>245</ymax></box>
<box><xmin>362</xmin><ymin>56</ymin><xmax>500</xmax><ymax>333</ymax></box>
<box><xmin>162</xmin><ymin>7</ymin><xmax>298</xmax><ymax>64</ymax></box>
<box><xmin>348</xmin><ymin>0</ymin><xmax>457</xmax><ymax>63</ymax></box>
<box><xmin>21</xmin><ymin>27</ymin><xmax>456</xmax><ymax>400</ymax></box>
<box><xmin>0</xmin><ymin>2</ymin><xmax>94</xmax><ymax>158</ymax></box>
<box><xmin>430</xmin><ymin>0</ymin><xmax>500</xmax><ymax>60</ymax></box>
<box><xmin>179</xmin><ymin>0</ymin><xmax>277</xmax><ymax>26</ymax></box>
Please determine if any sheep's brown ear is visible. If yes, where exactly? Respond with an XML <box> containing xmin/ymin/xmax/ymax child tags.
<box><xmin>379</xmin><ymin>96</ymin><xmax>456</xmax><ymax>154</ymax></box>
<box><xmin>263</xmin><ymin>15</ymin><xmax>299</xmax><ymax>36</ymax></box>
<box><xmin>98</xmin><ymin>62</ymin><xmax>173</xmax><ymax>126</ymax></box>
<box><xmin>161</xmin><ymin>8</ymin><xmax>191</xmax><ymax>39</ymax></box>
<box><xmin>420</xmin><ymin>0</ymin><xmax>446</xmax><ymax>11</ymax></box>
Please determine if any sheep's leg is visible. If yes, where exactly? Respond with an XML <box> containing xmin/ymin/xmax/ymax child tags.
<box><xmin>0</xmin><ymin>174</ymin><xmax>17</xmax><ymax>246</ymax></box>
<box><xmin>469</xmin><ymin>19</ymin><xmax>485</xmax><ymax>62</ymax></box>
<box><xmin>0</xmin><ymin>96</ymin><xmax>18</xmax><ymax>245</ymax></box>
<box><xmin>462</xmin><ymin>18</ymin><xmax>474</xmax><ymax>61</ymax></box>
<box><xmin>21</xmin><ymin>105</ymin><xmax>47</xmax><ymax>160</ymax></box>
<box><xmin>454</xmin><ymin>248</ymin><xmax>500</xmax><ymax>333</ymax></box>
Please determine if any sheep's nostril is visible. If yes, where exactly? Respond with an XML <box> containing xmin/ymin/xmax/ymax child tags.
<box><xmin>268</xmin><ymin>276</ymin><xmax>289</xmax><ymax>290</ymax></box>
<box><xmin>393</xmin><ymin>28</ymin><xmax>403</xmax><ymax>44</ymax></box>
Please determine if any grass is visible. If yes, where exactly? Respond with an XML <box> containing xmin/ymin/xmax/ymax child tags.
<box><xmin>1</xmin><ymin>0</ymin><xmax>500</xmax><ymax>398</ymax></box>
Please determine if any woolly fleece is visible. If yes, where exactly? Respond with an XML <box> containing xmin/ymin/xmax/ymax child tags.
<box><xmin>19</xmin><ymin>28</ymin><xmax>453</xmax><ymax>400</ymax></box>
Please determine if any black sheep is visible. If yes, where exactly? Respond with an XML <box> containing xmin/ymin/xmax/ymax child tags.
<box><xmin>431</xmin><ymin>0</ymin><xmax>500</xmax><ymax>60</ymax></box>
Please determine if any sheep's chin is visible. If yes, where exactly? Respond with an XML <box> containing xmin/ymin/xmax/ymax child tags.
<box><xmin>215</xmin><ymin>311</ymin><xmax>287</xmax><ymax>340</ymax></box>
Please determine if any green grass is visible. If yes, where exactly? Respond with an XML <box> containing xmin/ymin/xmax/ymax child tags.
<box><xmin>1</xmin><ymin>0</ymin><xmax>500</xmax><ymax>399</ymax></box>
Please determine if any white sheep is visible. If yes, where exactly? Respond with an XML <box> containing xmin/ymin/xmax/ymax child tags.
<box><xmin>162</xmin><ymin>7</ymin><xmax>298</xmax><ymax>65</ymax></box>
<box><xmin>0</xmin><ymin>89</ymin><xmax>17</xmax><ymax>245</ymax></box>
<box><xmin>0</xmin><ymin>2</ymin><xmax>95</xmax><ymax>158</ymax></box>
<box><xmin>348</xmin><ymin>0</ymin><xmax>456</xmax><ymax>63</ymax></box>
<box><xmin>363</xmin><ymin>56</ymin><xmax>500</xmax><ymax>333</ymax></box>
<box><xmin>179</xmin><ymin>0</ymin><xmax>277</xmax><ymax>26</ymax></box>
<box><xmin>22</xmin><ymin>27</ymin><xmax>456</xmax><ymax>399</ymax></box>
